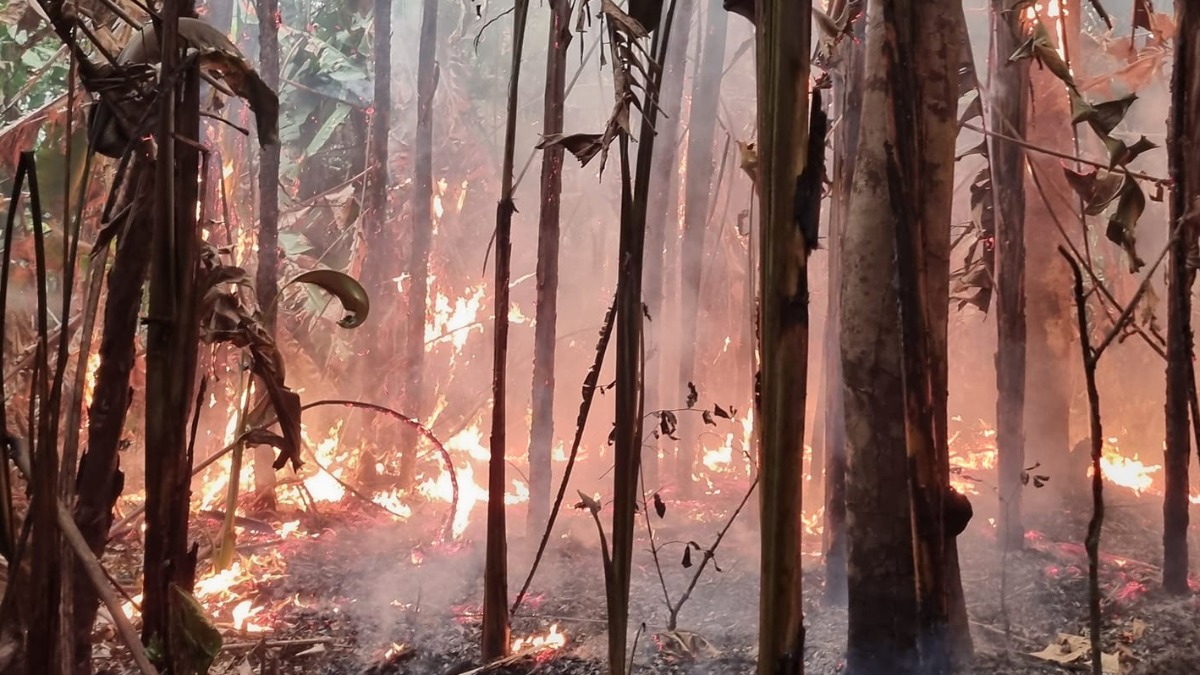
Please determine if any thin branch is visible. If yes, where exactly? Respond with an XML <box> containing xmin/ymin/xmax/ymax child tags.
<box><xmin>964</xmin><ymin>121</ymin><xmax>1169</xmax><ymax>185</ymax></box>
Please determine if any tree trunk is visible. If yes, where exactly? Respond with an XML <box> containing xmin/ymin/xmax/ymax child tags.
<box><xmin>643</xmin><ymin>0</ymin><xmax>694</xmax><ymax>493</ymax></box>
<box><xmin>142</xmin><ymin>2</ymin><xmax>203</xmax><ymax>662</ymax></box>
<box><xmin>676</xmin><ymin>0</ymin><xmax>727</xmax><ymax>497</ymax></box>
<box><xmin>841</xmin><ymin>3</ymin><xmax>918</xmax><ymax>671</ymax></box>
<box><xmin>527</xmin><ymin>0</ymin><xmax>568</xmax><ymax>534</ymax></box>
<box><xmin>253</xmin><ymin>0</ymin><xmax>282</xmax><ymax>510</ymax></box>
<box><xmin>400</xmin><ymin>0</ymin><xmax>438</xmax><ymax>489</ymax></box>
<box><xmin>483</xmin><ymin>0</ymin><xmax>530</xmax><ymax>659</ymax></box>
<box><xmin>71</xmin><ymin>163</ymin><xmax>153</xmax><ymax>675</ymax></box>
<box><xmin>1163</xmin><ymin>0</ymin><xmax>1198</xmax><ymax>596</ymax></box>
<box><xmin>821</xmin><ymin>4</ymin><xmax>864</xmax><ymax>608</ymax></box>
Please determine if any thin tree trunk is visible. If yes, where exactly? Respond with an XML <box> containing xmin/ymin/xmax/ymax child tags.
<box><xmin>483</xmin><ymin>0</ymin><xmax>530</xmax><ymax>659</ymax></box>
<box><xmin>71</xmin><ymin>163</ymin><xmax>153</xmax><ymax>675</ymax></box>
<box><xmin>643</xmin><ymin>0</ymin><xmax>694</xmax><ymax>493</ymax></box>
<box><xmin>676</xmin><ymin>0</ymin><xmax>727</xmax><ymax>497</ymax></box>
<box><xmin>527</xmin><ymin>0</ymin><xmax>568</xmax><ymax>534</ymax></box>
<box><xmin>1162</xmin><ymin>0</ymin><xmax>1197</xmax><ymax>596</ymax></box>
<box><xmin>253</xmin><ymin>0</ymin><xmax>282</xmax><ymax>509</ymax></box>
<box><xmin>822</xmin><ymin>4</ymin><xmax>863</xmax><ymax>608</ymax></box>
<box><xmin>142</xmin><ymin>1</ymin><xmax>203</xmax><ymax>662</ymax></box>
<box><xmin>841</xmin><ymin>3</ymin><xmax>918</xmax><ymax>671</ymax></box>
<box><xmin>400</xmin><ymin>0</ymin><xmax>438</xmax><ymax>488</ymax></box>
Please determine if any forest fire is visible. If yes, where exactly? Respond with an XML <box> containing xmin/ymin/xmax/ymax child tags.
<box><xmin>511</xmin><ymin>624</ymin><xmax>567</xmax><ymax>655</ymax></box>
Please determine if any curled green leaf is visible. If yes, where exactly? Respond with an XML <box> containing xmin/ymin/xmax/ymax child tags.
<box><xmin>289</xmin><ymin>269</ymin><xmax>370</xmax><ymax>328</ymax></box>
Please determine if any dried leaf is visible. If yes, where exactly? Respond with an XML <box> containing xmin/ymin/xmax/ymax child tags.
<box><xmin>681</xmin><ymin>546</ymin><xmax>692</xmax><ymax>568</ymax></box>
<box><xmin>1103</xmin><ymin>134</ymin><xmax>1158</xmax><ymax>168</ymax></box>
<box><xmin>659</xmin><ymin>410</ymin><xmax>679</xmax><ymax>440</ymax></box>
<box><xmin>536</xmin><ymin>132</ymin><xmax>605</xmax><ymax>165</ymax></box>
<box><xmin>289</xmin><ymin>269</ymin><xmax>370</xmax><ymax>328</ymax></box>
<box><xmin>602</xmin><ymin>0</ymin><xmax>649</xmax><ymax>38</ymax></box>
<box><xmin>168</xmin><ymin>584</ymin><xmax>223</xmax><ymax>675</ymax></box>
<box><xmin>653</xmin><ymin>492</ymin><xmax>666</xmax><ymax>518</ymax></box>
<box><xmin>713</xmin><ymin>404</ymin><xmax>731</xmax><ymax>420</ymax></box>
<box><xmin>1072</xmin><ymin>92</ymin><xmax>1137</xmax><ymax>136</ymax></box>
<box><xmin>1063</xmin><ymin>167</ymin><xmax>1125</xmax><ymax>215</ymax></box>
<box><xmin>628</xmin><ymin>0</ymin><xmax>664</xmax><ymax>33</ymax></box>
<box><xmin>1106</xmin><ymin>178</ymin><xmax>1147</xmax><ymax>273</ymax></box>
<box><xmin>686</xmin><ymin>382</ymin><xmax>698</xmax><ymax>408</ymax></box>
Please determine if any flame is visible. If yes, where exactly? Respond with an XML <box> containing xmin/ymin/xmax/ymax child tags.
<box><xmin>512</xmin><ymin>624</ymin><xmax>566</xmax><ymax>653</ymax></box>
<box><xmin>82</xmin><ymin>351</ymin><xmax>101</xmax><ymax>410</ymax></box>
<box><xmin>1092</xmin><ymin>438</ymin><xmax>1160</xmax><ymax>495</ymax></box>
<box><xmin>426</xmin><ymin>282</ymin><xmax>486</xmax><ymax>352</ymax></box>
<box><xmin>231</xmin><ymin>599</ymin><xmax>269</xmax><ymax>632</ymax></box>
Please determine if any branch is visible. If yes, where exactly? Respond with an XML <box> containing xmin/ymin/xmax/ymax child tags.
<box><xmin>964</xmin><ymin>121</ymin><xmax>1169</xmax><ymax>185</ymax></box>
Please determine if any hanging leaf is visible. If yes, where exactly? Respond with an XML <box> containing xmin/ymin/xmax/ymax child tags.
<box><xmin>686</xmin><ymin>382</ymin><xmax>698</xmax><ymax>408</ymax></box>
<box><xmin>955</xmin><ymin>140</ymin><xmax>988</xmax><ymax>162</ymax></box>
<box><xmin>536</xmin><ymin>132</ymin><xmax>605</xmax><ymax>165</ymax></box>
<box><xmin>1103</xmin><ymin>134</ymin><xmax>1158</xmax><ymax>168</ymax></box>
<box><xmin>653</xmin><ymin>492</ymin><xmax>666</xmax><ymax>518</ymax></box>
<box><xmin>288</xmin><ymin>269</ymin><xmax>370</xmax><ymax>328</ymax></box>
<box><xmin>168</xmin><ymin>585</ymin><xmax>223</xmax><ymax>675</ymax></box>
<box><xmin>575</xmin><ymin>490</ymin><xmax>601</xmax><ymax>514</ymax></box>
<box><xmin>659</xmin><ymin>410</ymin><xmax>679</xmax><ymax>440</ymax></box>
<box><xmin>1033</xmin><ymin>40</ymin><xmax>1074</xmax><ymax>86</ymax></box>
<box><xmin>713</xmin><ymin>404</ymin><xmax>731</xmax><ymax>420</ymax></box>
<box><xmin>304</xmin><ymin>104</ymin><xmax>351</xmax><ymax>158</ymax></box>
<box><xmin>1106</xmin><ymin>178</ymin><xmax>1147</xmax><ymax>273</ymax></box>
<box><xmin>1063</xmin><ymin>167</ymin><xmax>1125</xmax><ymax>215</ymax></box>
<box><xmin>681</xmin><ymin>546</ymin><xmax>693</xmax><ymax>568</ymax></box>
<box><xmin>601</xmin><ymin>0</ymin><xmax>650</xmax><ymax>38</ymax></box>
<box><xmin>702</xmin><ymin>409</ymin><xmax>715</xmax><ymax>426</ymax></box>
<box><xmin>1071</xmin><ymin>92</ymin><xmax>1137</xmax><ymax>137</ymax></box>
<box><xmin>627</xmin><ymin>0</ymin><xmax>664</xmax><ymax>33</ymax></box>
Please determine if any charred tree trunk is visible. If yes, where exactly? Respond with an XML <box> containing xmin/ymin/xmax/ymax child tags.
<box><xmin>483</xmin><ymin>0</ymin><xmax>530</xmax><ymax>659</ymax></box>
<box><xmin>70</xmin><ymin>163</ymin><xmax>153</xmax><ymax>674</ymax></box>
<box><xmin>988</xmin><ymin>0</ymin><xmax>1029</xmax><ymax>552</ymax></box>
<box><xmin>142</xmin><ymin>1</ymin><xmax>203</xmax><ymax>662</ymax></box>
<box><xmin>527</xmin><ymin>0</ymin><xmax>568</xmax><ymax>534</ymax></box>
<box><xmin>676</xmin><ymin>0</ymin><xmax>727</xmax><ymax>497</ymax></box>
<box><xmin>1163</xmin><ymin>0</ymin><xmax>1197</xmax><ymax>596</ymax></box>
<box><xmin>400</xmin><ymin>0</ymin><xmax>438</xmax><ymax>489</ymax></box>
<box><xmin>841</xmin><ymin>2</ymin><xmax>918</xmax><ymax>671</ymax></box>
<box><xmin>753</xmin><ymin>0</ymin><xmax>813</xmax><ymax>669</ymax></box>
<box><xmin>253</xmin><ymin>0</ymin><xmax>282</xmax><ymax>510</ymax></box>
<box><xmin>821</xmin><ymin>5</ymin><xmax>863</xmax><ymax>608</ymax></box>
<box><xmin>643</xmin><ymin>0</ymin><xmax>694</xmax><ymax>493</ymax></box>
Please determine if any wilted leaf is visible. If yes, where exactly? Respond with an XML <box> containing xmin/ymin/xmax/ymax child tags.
<box><xmin>1063</xmin><ymin>167</ymin><xmax>1125</xmax><ymax>215</ymax></box>
<box><xmin>602</xmin><ymin>0</ymin><xmax>649</xmax><ymax>38</ymax></box>
<box><xmin>537</xmin><ymin>132</ymin><xmax>605</xmax><ymax>165</ymax></box>
<box><xmin>956</xmin><ymin>140</ymin><xmax>988</xmax><ymax>161</ymax></box>
<box><xmin>713</xmin><ymin>404</ymin><xmax>731</xmax><ymax>420</ymax></box>
<box><xmin>659</xmin><ymin>410</ymin><xmax>679</xmax><ymax>440</ymax></box>
<box><xmin>681</xmin><ymin>546</ymin><xmax>693</xmax><ymax>568</ymax></box>
<box><xmin>169</xmin><ymin>584</ymin><xmax>223</xmax><ymax>675</ymax></box>
<box><xmin>1033</xmin><ymin>41</ymin><xmax>1073</xmax><ymax>86</ymax></box>
<box><xmin>686</xmin><ymin>382</ymin><xmax>698</xmax><ymax>408</ymax></box>
<box><xmin>576</xmin><ymin>490</ymin><xmax>601</xmax><ymax>514</ymax></box>
<box><xmin>289</xmin><ymin>269</ymin><xmax>369</xmax><ymax>328</ymax></box>
<box><xmin>1072</xmin><ymin>92</ymin><xmax>1137</xmax><ymax>136</ymax></box>
<box><xmin>702</xmin><ymin>409</ymin><xmax>715</xmax><ymax>426</ymax></box>
<box><xmin>1106</xmin><ymin>178</ymin><xmax>1147</xmax><ymax>273</ymax></box>
<box><xmin>653</xmin><ymin>492</ymin><xmax>666</xmax><ymax>518</ymax></box>
<box><xmin>241</xmin><ymin>427</ymin><xmax>288</xmax><ymax>449</ymax></box>
<box><xmin>1103</xmin><ymin>134</ymin><xmax>1158</xmax><ymax>168</ymax></box>
<box><xmin>628</xmin><ymin>0</ymin><xmax>664</xmax><ymax>33</ymax></box>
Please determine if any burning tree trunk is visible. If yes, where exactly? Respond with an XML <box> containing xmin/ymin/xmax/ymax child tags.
<box><xmin>527</xmin><ymin>0</ymin><xmax>568</xmax><ymax>534</ymax></box>
<box><xmin>253</xmin><ymin>0</ymin><xmax>282</xmax><ymax>509</ymax></box>
<box><xmin>821</xmin><ymin>4</ymin><xmax>863</xmax><ymax>608</ymax></box>
<box><xmin>676</xmin><ymin>0</ymin><xmax>727</xmax><ymax>497</ymax></box>
<box><xmin>840</xmin><ymin>2</ymin><xmax>918</xmax><ymax>670</ymax></box>
<box><xmin>987</xmin><ymin>0</ymin><xmax>1029</xmax><ymax>552</ymax></box>
<box><xmin>752</xmin><ymin>0</ymin><xmax>813</xmax><ymax>670</ymax></box>
<box><xmin>142</xmin><ymin>1</ymin><xmax>204</xmax><ymax>662</ymax></box>
<box><xmin>642</xmin><ymin>0</ymin><xmax>694</xmax><ymax>493</ymax></box>
<box><xmin>71</xmin><ymin>163</ymin><xmax>153</xmax><ymax>674</ymax></box>
<box><xmin>400</xmin><ymin>0</ymin><xmax>438</xmax><ymax>489</ymax></box>
<box><xmin>483</xmin><ymin>0</ymin><xmax>530</xmax><ymax>659</ymax></box>
<box><xmin>1163</xmin><ymin>0</ymin><xmax>1198</xmax><ymax>596</ymax></box>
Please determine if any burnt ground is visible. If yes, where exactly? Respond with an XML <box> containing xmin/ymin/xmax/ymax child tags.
<box><xmin>89</xmin><ymin>481</ymin><xmax>1200</xmax><ymax>675</ymax></box>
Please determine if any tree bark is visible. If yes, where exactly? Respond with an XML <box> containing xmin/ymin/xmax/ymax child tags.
<box><xmin>841</xmin><ymin>3</ymin><xmax>918</xmax><ymax>671</ymax></box>
<box><xmin>142</xmin><ymin>0</ymin><xmax>203</xmax><ymax>662</ymax></box>
<box><xmin>527</xmin><ymin>0</ymin><xmax>568</xmax><ymax>534</ymax></box>
<box><xmin>1163</xmin><ymin>0</ymin><xmax>1198</xmax><ymax>596</ymax></box>
<box><xmin>253</xmin><ymin>0</ymin><xmax>282</xmax><ymax>510</ymax></box>
<box><xmin>676</xmin><ymin>0</ymin><xmax>727</xmax><ymax>497</ymax></box>
<box><xmin>753</xmin><ymin>0</ymin><xmax>812</xmax><ymax>670</ymax></box>
<box><xmin>70</xmin><ymin>163</ymin><xmax>152</xmax><ymax>675</ymax></box>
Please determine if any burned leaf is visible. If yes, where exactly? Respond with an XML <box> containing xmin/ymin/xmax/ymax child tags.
<box><xmin>1106</xmin><ymin>178</ymin><xmax>1147</xmax><ymax>273</ymax></box>
<box><xmin>653</xmin><ymin>492</ymin><xmax>666</xmax><ymax>518</ymax></box>
<box><xmin>1072</xmin><ymin>92</ymin><xmax>1138</xmax><ymax>137</ymax></box>
<box><xmin>713</xmin><ymin>403</ymin><xmax>731</xmax><ymax>420</ymax></box>
<box><xmin>1103</xmin><ymin>134</ymin><xmax>1158</xmax><ymax>168</ymax></box>
<box><xmin>686</xmin><ymin>382</ymin><xmax>699</xmax><ymax>408</ymax></box>
<box><xmin>1033</xmin><ymin>474</ymin><xmax>1050</xmax><ymax>488</ymax></box>
<box><xmin>241</xmin><ymin>428</ymin><xmax>288</xmax><ymax>450</ymax></box>
<box><xmin>643</xmin><ymin>302</ymin><xmax>652</xmax><ymax>321</ymax></box>
<box><xmin>601</xmin><ymin>0</ymin><xmax>650</xmax><ymax>39</ymax></box>
<box><xmin>702</xmin><ymin>409</ymin><xmax>716</xmax><ymax>426</ymax></box>
<box><xmin>536</xmin><ymin>132</ymin><xmax>605</xmax><ymax>165</ymax></box>
<box><xmin>659</xmin><ymin>410</ymin><xmax>679</xmax><ymax>440</ymax></box>
<box><xmin>608</xmin><ymin>423</ymin><xmax>616</xmax><ymax>446</ymax></box>
<box><xmin>681</xmin><ymin>546</ymin><xmax>693</xmax><ymax>568</ymax></box>
<box><xmin>1063</xmin><ymin>167</ymin><xmax>1125</xmax><ymax>215</ymax></box>
<box><xmin>289</xmin><ymin>269</ymin><xmax>370</xmax><ymax>328</ymax></box>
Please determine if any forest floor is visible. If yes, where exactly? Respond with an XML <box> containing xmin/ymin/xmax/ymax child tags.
<box><xmin>89</xmin><ymin>478</ymin><xmax>1200</xmax><ymax>675</ymax></box>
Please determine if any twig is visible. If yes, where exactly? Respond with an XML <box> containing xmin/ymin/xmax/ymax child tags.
<box><xmin>638</xmin><ymin>463</ymin><xmax>673</xmax><ymax>613</ymax></box>
<box><xmin>5</xmin><ymin>439</ymin><xmax>157</xmax><ymax>675</ymax></box>
<box><xmin>628</xmin><ymin>622</ymin><xmax>645</xmax><ymax>674</ymax></box>
<box><xmin>220</xmin><ymin>637</ymin><xmax>342</xmax><ymax>650</ymax></box>
<box><xmin>1059</xmin><ymin>246</ymin><xmax>1105</xmax><ymax>675</ymax></box>
<box><xmin>1090</xmin><ymin>226</ymin><xmax>1177</xmax><ymax>359</ymax></box>
<box><xmin>199</xmin><ymin>111</ymin><xmax>250</xmax><ymax>136</ymax></box>
<box><xmin>964</xmin><ymin>121</ymin><xmax>1168</xmax><ymax>185</ymax></box>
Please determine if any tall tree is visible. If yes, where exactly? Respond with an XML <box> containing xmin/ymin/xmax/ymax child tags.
<box><xmin>750</xmin><ymin>0</ymin><xmax>814</xmax><ymax>669</ymax></box>
<box><xmin>142</xmin><ymin>0</ymin><xmax>204</xmax><ymax>665</ymax></box>
<box><xmin>400</xmin><ymin>0</ymin><xmax>438</xmax><ymax>487</ymax></box>
<box><xmin>676</xmin><ymin>0</ymin><xmax>727</xmax><ymax>496</ymax></box>
<box><xmin>1163</xmin><ymin>0</ymin><xmax>1197</xmax><ymax>595</ymax></box>
<box><xmin>528</xmin><ymin>0</ymin><xmax>569</xmax><ymax>533</ymax></box>
<box><xmin>483</xmin><ymin>0</ymin><xmax>530</xmax><ymax>658</ymax></box>
<box><xmin>253</xmin><ymin>0</ymin><xmax>283</xmax><ymax>509</ymax></box>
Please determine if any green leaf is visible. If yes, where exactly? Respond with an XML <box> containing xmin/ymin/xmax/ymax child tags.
<box><xmin>1105</xmin><ymin>178</ymin><xmax>1146</xmax><ymax>273</ymax></box>
<box><xmin>303</xmin><ymin>103</ymin><xmax>350</xmax><ymax>158</ymax></box>
<box><xmin>168</xmin><ymin>585</ymin><xmax>223</xmax><ymax>675</ymax></box>
<box><xmin>289</xmin><ymin>269</ymin><xmax>370</xmax><ymax>328</ymax></box>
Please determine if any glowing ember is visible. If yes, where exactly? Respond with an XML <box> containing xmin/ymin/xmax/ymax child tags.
<box><xmin>511</xmin><ymin>624</ymin><xmax>566</xmax><ymax>653</ymax></box>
